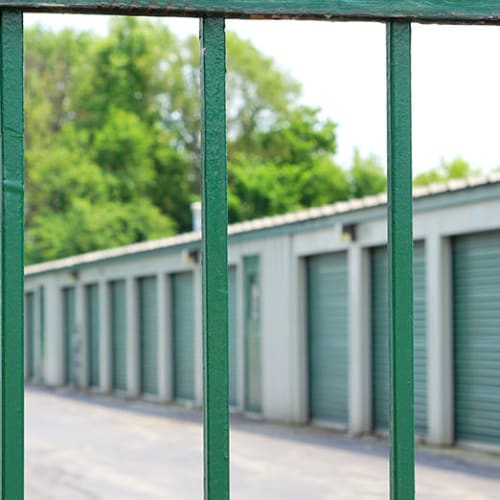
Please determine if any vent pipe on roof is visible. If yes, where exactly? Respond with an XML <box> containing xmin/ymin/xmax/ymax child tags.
<box><xmin>191</xmin><ymin>201</ymin><xmax>202</xmax><ymax>232</ymax></box>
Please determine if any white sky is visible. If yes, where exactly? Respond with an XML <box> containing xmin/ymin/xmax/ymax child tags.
<box><xmin>24</xmin><ymin>14</ymin><xmax>500</xmax><ymax>175</ymax></box>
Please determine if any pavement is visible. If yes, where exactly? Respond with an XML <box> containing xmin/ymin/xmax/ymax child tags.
<box><xmin>25</xmin><ymin>387</ymin><xmax>500</xmax><ymax>499</ymax></box>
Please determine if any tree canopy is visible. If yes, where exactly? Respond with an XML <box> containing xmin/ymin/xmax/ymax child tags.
<box><xmin>348</xmin><ymin>149</ymin><xmax>386</xmax><ymax>199</ymax></box>
<box><xmin>413</xmin><ymin>157</ymin><xmax>479</xmax><ymax>187</ymax></box>
<box><xmin>25</xmin><ymin>18</ymin><xmax>387</xmax><ymax>264</ymax></box>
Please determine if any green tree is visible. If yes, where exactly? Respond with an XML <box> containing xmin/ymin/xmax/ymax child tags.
<box><xmin>414</xmin><ymin>157</ymin><xmax>479</xmax><ymax>186</ymax></box>
<box><xmin>25</xmin><ymin>21</ymin><xmax>187</xmax><ymax>262</ymax></box>
<box><xmin>227</xmin><ymin>108</ymin><xmax>348</xmax><ymax>222</ymax></box>
<box><xmin>27</xmin><ymin>199</ymin><xmax>175</xmax><ymax>264</ymax></box>
<box><xmin>73</xmin><ymin>18</ymin><xmax>173</xmax><ymax>131</ymax></box>
<box><xmin>92</xmin><ymin>107</ymin><xmax>155</xmax><ymax>202</ymax></box>
<box><xmin>24</xmin><ymin>19</ymin><xmax>374</xmax><ymax>263</ymax></box>
<box><xmin>156</xmin><ymin>30</ymin><xmax>303</xmax><ymax>188</ymax></box>
<box><xmin>228</xmin><ymin>159</ymin><xmax>349</xmax><ymax>223</ymax></box>
<box><xmin>243</xmin><ymin>107</ymin><xmax>337</xmax><ymax>166</ymax></box>
<box><xmin>24</xmin><ymin>26</ymin><xmax>90</xmax><ymax>152</ymax></box>
<box><xmin>226</xmin><ymin>33</ymin><xmax>301</xmax><ymax>157</ymax></box>
<box><xmin>148</xmin><ymin>131</ymin><xmax>193</xmax><ymax>233</ymax></box>
<box><xmin>348</xmin><ymin>149</ymin><xmax>386</xmax><ymax>198</ymax></box>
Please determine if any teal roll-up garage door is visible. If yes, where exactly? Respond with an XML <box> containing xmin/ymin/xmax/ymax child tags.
<box><xmin>39</xmin><ymin>286</ymin><xmax>45</xmax><ymax>382</ymax></box>
<box><xmin>453</xmin><ymin>231</ymin><xmax>500</xmax><ymax>445</ymax></box>
<box><xmin>172</xmin><ymin>272</ymin><xmax>195</xmax><ymax>401</ymax></box>
<box><xmin>244</xmin><ymin>256</ymin><xmax>261</xmax><ymax>413</ymax></box>
<box><xmin>63</xmin><ymin>287</ymin><xmax>76</xmax><ymax>385</ymax></box>
<box><xmin>307</xmin><ymin>252</ymin><xmax>348</xmax><ymax>425</ymax></box>
<box><xmin>413</xmin><ymin>243</ymin><xmax>427</xmax><ymax>434</ymax></box>
<box><xmin>86</xmin><ymin>284</ymin><xmax>100</xmax><ymax>388</ymax></box>
<box><xmin>110</xmin><ymin>280</ymin><xmax>127</xmax><ymax>392</ymax></box>
<box><xmin>229</xmin><ymin>267</ymin><xmax>238</xmax><ymax>406</ymax></box>
<box><xmin>371</xmin><ymin>242</ymin><xmax>427</xmax><ymax>434</ymax></box>
<box><xmin>139</xmin><ymin>276</ymin><xmax>158</xmax><ymax>396</ymax></box>
<box><xmin>25</xmin><ymin>292</ymin><xmax>35</xmax><ymax>380</ymax></box>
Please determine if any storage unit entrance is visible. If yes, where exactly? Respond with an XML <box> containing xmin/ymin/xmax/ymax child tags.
<box><xmin>86</xmin><ymin>284</ymin><xmax>100</xmax><ymax>389</ymax></box>
<box><xmin>172</xmin><ymin>272</ymin><xmax>195</xmax><ymax>401</ymax></box>
<box><xmin>25</xmin><ymin>292</ymin><xmax>35</xmax><ymax>380</ymax></box>
<box><xmin>139</xmin><ymin>276</ymin><xmax>158</xmax><ymax>396</ymax></box>
<box><xmin>244</xmin><ymin>256</ymin><xmax>261</xmax><ymax>413</ymax></box>
<box><xmin>110</xmin><ymin>280</ymin><xmax>127</xmax><ymax>392</ymax></box>
<box><xmin>62</xmin><ymin>287</ymin><xmax>77</xmax><ymax>386</ymax></box>
<box><xmin>228</xmin><ymin>266</ymin><xmax>238</xmax><ymax>407</ymax></box>
<box><xmin>370</xmin><ymin>242</ymin><xmax>427</xmax><ymax>434</ymax></box>
<box><xmin>23</xmin><ymin>176</ymin><xmax>500</xmax><ymax>450</ymax></box>
<box><xmin>453</xmin><ymin>231</ymin><xmax>500</xmax><ymax>446</ymax></box>
<box><xmin>307</xmin><ymin>252</ymin><xmax>348</xmax><ymax>426</ymax></box>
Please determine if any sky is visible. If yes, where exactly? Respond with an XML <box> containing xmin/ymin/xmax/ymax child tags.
<box><xmin>24</xmin><ymin>14</ymin><xmax>500</xmax><ymax>176</ymax></box>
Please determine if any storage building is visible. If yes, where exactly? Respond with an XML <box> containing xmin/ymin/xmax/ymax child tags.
<box><xmin>25</xmin><ymin>175</ymin><xmax>500</xmax><ymax>451</ymax></box>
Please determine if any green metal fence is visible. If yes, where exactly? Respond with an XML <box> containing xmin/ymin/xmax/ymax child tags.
<box><xmin>2</xmin><ymin>1</ymin><xmax>496</xmax><ymax>499</ymax></box>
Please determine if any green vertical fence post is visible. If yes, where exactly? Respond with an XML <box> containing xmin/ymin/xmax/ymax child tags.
<box><xmin>200</xmin><ymin>17</ymin><xmax>229</xmax><ymax>500</ymax></box>
<box><xmin>386</xmin><ymin>20</ymin><xmax>414</xmax><ymax>500</ymax></box>
<box><xmin>0</xmin><ymin>9</ymin><xmax>24</xmax><ymax>500</ymax></box>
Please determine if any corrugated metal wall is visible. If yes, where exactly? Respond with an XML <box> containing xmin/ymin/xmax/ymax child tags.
<box><xmin>453</xmin><ymin>231</ymin><xmax>500</xmax><ymax>445</ymax></box>
<box><xmin>307</xmin><ymin>252</ymin><xmax>348</xmax><ymax>425</ymax></box>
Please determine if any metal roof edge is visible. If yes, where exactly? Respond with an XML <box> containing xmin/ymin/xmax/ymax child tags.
<box><xmin>25</xmin><ymin>173</ymin><xmax>500</xmax><ymax>277</ymax></box>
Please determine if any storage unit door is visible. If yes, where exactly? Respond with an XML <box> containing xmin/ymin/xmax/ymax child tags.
<box><xmin>111</xmin><ymin>281</ymin><xmax>127</xmax><ymax>392</ymax></box>
<box><xmin>86</xmin><ymin>284</ymin><xmax>100</xmax><ymax>388</ymax></box>
<box><xmin>63</xmin><ymin>287</ymin><xmax>76</xmax><ymax>385</ymax></box>
<box><xmin>244</xmin><ymin>256</ymin><xmax>261</xmax><ymax>413</ymax></box>
<box><xmin>413</xmin><ymin>242</ymin><xmax>427</xmax><ymax>434</ymax></box>
<box><xmin>307</xmin><ymin>252</ymin><xmax>348</xmax><ymax>424</ymax></box>
<box><xmin>453</xmin><ymin>231</ymin><xmax>500</xmax><ymax>445</ymax></box>
<box><xmin>39</xmin><ymin>286</ymin><xmax>45</xmax><ymax>382</ymax></box>
<box><xmin>139</xmin><ymin>276</ymin><xmax>158</xmax><ymax>396</ymax></box>
<box><xmin>172</xmin><ymin>272</ymin><xmax>195</xmax><ymax>401</ymax></box>
<box><xmin>229</xmin><ymin>267</ymin><xmax>238</xmax><ymax>406</ymax></box>
<box><xmin>25</xmin><ymin>292</ymin><xmax>35</xmax><ymax>380</ymax></box>
<box><xmin>371</xmin><ymin>242</ymin><xmax>427</xmax><ymax>434</ymax></box>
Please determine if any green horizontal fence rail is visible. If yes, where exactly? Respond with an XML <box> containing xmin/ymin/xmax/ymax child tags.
<box><xmin>2</xmin><ymin>1</ymin><xmax>500</xmax><ymax>22</ymax></box>
<box><xmin>2</xmin><ymin>2</ymin><xmax>496</xmax><ymax>499</ymax></box>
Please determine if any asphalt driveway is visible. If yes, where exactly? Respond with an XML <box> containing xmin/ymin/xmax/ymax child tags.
<box><xmin>25</xmin><ymin>387</ymin><xmax>500</xmax><ymax>499</ymax></box>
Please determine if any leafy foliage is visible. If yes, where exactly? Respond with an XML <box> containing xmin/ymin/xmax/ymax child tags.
<box><xmin>27</xmin><ymin>199</ymin><xmax>175</xmax><ymax>264</ymax></box>
<box><xmin>228</xmin><ymin>158</ymin><xmax>349</xmax><ymax>222</ymax></box>
<box><xmin>25</xmin><ymin>18</ymin><xmax>389</xmax><ymax>264</ymax></box>
<box><xmin>413</xmin><ymin>157</ymin><xmax>478</xmax><ymax>186</ymax></box>
<box><xmin>349</xmin><ymin>149</ymin><xmax>386</xmax><ymax>198</ymax></box>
